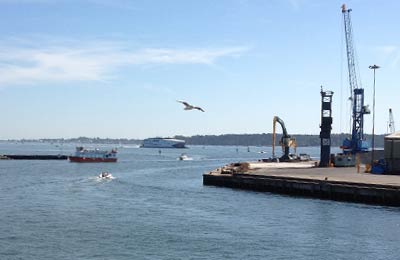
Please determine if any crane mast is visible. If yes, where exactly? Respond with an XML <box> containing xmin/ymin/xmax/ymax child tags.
<box><xmin>388</xmin><ymin>108</ymin><xmax>395</xmax><ymax>134</ymax></box>
<box><xmin>341</xmin><ymin>4</ymin><xmax>370</xmax><ymax>153</ymax></box>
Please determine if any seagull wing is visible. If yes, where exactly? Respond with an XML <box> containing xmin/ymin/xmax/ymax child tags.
<box><xmin>194</xmin><ymin>106</ymin><xmax>205</xmax><ymax>112</ymax></box>
<box><xmin>177</xmin><ymin>100</ymin><xmax>191</xmax><ymax>107</ymax></box>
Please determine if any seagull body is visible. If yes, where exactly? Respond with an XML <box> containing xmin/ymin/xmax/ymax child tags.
<box><xmin>177</xmin><ymin>100</ymin><xmax>205</xmax><ymax>112</ymax></box>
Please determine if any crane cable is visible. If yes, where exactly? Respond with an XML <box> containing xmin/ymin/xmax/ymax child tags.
<box><xmin>340</xmin><ymin>12</ymin><xmax>344</xmax><ymax>134</ymax></box>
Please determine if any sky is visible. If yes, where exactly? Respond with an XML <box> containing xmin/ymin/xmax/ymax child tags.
<box><xmin>0</xmin><ymin>0</ymin><xmax>399</xmax><ymax>139</ymax></box>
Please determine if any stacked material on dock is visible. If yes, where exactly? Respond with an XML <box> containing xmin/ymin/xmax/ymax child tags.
<box><xmin>204</xmin><ymin>161</ymin><xmax>400</xmax><ymax>206</ymax></box>
<box><xmin>385</xmin><ymin>132</ymin><xmax>400</xmax><ymax>174</ymax></box>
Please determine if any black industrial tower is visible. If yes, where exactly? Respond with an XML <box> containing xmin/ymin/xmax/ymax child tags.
<box><xmin>320</xmin><ymin>88</ymin><xmax>334</xmax><ymax>167</ymax></box>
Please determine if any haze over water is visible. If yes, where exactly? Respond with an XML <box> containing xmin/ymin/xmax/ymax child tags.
<box><xmin>1</xmin><ymin>142</ymin><xmax>399</xmax><ymax>259</ymax></box>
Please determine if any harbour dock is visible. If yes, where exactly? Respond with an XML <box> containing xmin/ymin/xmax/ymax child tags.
<box><xmin>203</xmin><ymin>161</ymin><xmax>400</xmax><ymax>206</ymax></box>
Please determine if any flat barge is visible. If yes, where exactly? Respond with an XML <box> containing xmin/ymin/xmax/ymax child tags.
<box><xmin>203</xmin><ymin>161</ymin><xmax>400</xmax><ymax>206</ymax></box>
<box><xmin>0</xmin><ymin>155</ymin><xmax>68</xmax><ymax>160</ymax></box>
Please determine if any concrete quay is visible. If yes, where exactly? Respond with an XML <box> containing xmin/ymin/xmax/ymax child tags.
<box><xmin>203</xmin><ymin>161</ymin><xmax>400</xmax><ymax>206</ymax></box>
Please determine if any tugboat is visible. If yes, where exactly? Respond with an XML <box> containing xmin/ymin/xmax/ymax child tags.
<box><xmin>69</xmin><ymin>147</ymin><xmax>118</xmax><ymax>163</ymax></box>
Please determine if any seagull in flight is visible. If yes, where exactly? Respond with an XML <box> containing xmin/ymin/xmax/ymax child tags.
<box><xmin>177</xmin><ymin>100</ymin><xmax>205</xmax><ymax>112</ymax></box>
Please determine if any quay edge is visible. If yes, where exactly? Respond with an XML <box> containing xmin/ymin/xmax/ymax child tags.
<box><xmin>203</xmin><ymin>162</ymin><xmax>400</xmax><ymax>207</ymax></box>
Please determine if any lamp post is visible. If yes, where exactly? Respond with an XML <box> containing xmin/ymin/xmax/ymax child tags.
<box><xmin>369</xmin><ymin>64</ymin><xmax>380</xmax><ymax>167</ymax></box>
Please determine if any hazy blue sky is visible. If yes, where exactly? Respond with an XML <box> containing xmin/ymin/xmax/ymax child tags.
<box><xmin>0</xmin><ymin>0</ymin><xmax>399</xmax><ymax>139</ymax></box>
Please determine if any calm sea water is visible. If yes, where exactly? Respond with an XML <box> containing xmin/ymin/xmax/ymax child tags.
<box><xmin>0</xmin><ymin>142</ymin><xmax>399</xmax><ymax>260</ymax></box>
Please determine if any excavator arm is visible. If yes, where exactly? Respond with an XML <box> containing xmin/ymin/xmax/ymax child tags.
<box><xmin>272</xmin><ymin>116</ymin><xmax>297</xmax><ymax>161</ymax></box>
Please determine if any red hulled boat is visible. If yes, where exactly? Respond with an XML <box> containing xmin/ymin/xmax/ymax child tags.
<box><xmin>69</xmin><ymin>147</ymin><xmax>118</xmax><ymax>163</ymax></box>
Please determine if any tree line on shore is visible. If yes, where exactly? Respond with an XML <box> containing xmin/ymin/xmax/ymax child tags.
<box><xmin>6</xmin><ymin>133</ymin><xmax>386</xmax><ymax>148</ymax></box>
<box><xmin>176</xmin><ymin>133</ymin><xmax>385</xmax><ymax>147</ymax></box>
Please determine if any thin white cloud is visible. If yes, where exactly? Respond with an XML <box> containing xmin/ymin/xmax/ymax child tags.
<box><xmin>0</xmin><ymin>0</ymin><xmax>51</xmax><ymax>3</ymax></box>
<box><xmin>375</xmin><ymin>45</ymin><xmax>400</xmax><ymax>68</ymax></box>
<box><xmin>379</xmin><ymin>45</ymin><xmax>397</xmax><ymax>55</ymax></box>
<box><xmin>86</xmin><ymin>0</ymin><xmax>140</xmax><ymax>11</ymax></box>
<box><xmin>0</xmin><ymin>0</ymin><xmax>138</xmax><ymax>9</ymax></box>
<box><xmin>288</xmin><ymin>0</ymin><xmax>305</xmax><ymax>10</ymax></box>
<box><xmin>0</xmin><ymin>40</ymin><xmax>248</xmax><ymax>87</ymax></box>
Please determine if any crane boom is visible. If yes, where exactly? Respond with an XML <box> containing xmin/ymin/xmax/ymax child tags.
<box><xmin>341</xmin><ymin>4</ymin><xmax>370</xmax><ymax>153</ymax></box>
<box><xmin>342</xmin><ymin>4</ymin><xmax>359</xmax><ymax>96</ymax></box>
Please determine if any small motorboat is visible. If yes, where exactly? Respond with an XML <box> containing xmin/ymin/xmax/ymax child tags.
<box><xmin>178</xmin><ymin>153</ymin><xmax>192</xmax><ymax>161</ymax></box>
<box><xmin>98</xmin><ymin>172</ymin><xmax>114</xmax><ymax>179</ymax></box>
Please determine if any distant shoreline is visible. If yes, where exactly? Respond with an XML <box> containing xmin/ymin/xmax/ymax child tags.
<box><xmin>1</xmin><ymin>133</ymin><xmax>386</xmax><ymax>147</ymax></box>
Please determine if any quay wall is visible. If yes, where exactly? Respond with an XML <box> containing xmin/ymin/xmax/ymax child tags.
<box><xmin>203</xmin><ymin>173</ymin><xmax>400</xmax><ymax>206</ymax></box>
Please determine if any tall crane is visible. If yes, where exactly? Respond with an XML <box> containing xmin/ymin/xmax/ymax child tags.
<box><xmin>341</xmin><ymin>4</ymin><xmax>370</xmax><ymax>153</ymax></box>
<box><xmin>388</xmin><ymin>108</ymin><xmax>395</xmax><ymax>134</ymax></box>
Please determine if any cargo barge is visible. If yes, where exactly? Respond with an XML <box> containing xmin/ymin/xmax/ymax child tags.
<box><xmin>0</xmin><ymin>154</ymin><xmax>68</xmax><ymax>160</ymax></box>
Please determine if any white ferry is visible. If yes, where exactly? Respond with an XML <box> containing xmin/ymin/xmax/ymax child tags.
<box><xmin>141</xmin><ymin>138</ymin><xmax>186</xmax><ymax>148</ymax></box>
<box><xmin>69</xmin><ymin>147</ymin><xmax>118</xmax><ymax>163</ymax></box>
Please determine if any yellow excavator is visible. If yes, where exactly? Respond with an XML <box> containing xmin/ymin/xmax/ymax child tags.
<box><xmin>272</xmin><ymin>116</ymin><xmax>297</xmax><ymax>161</ymax></box>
